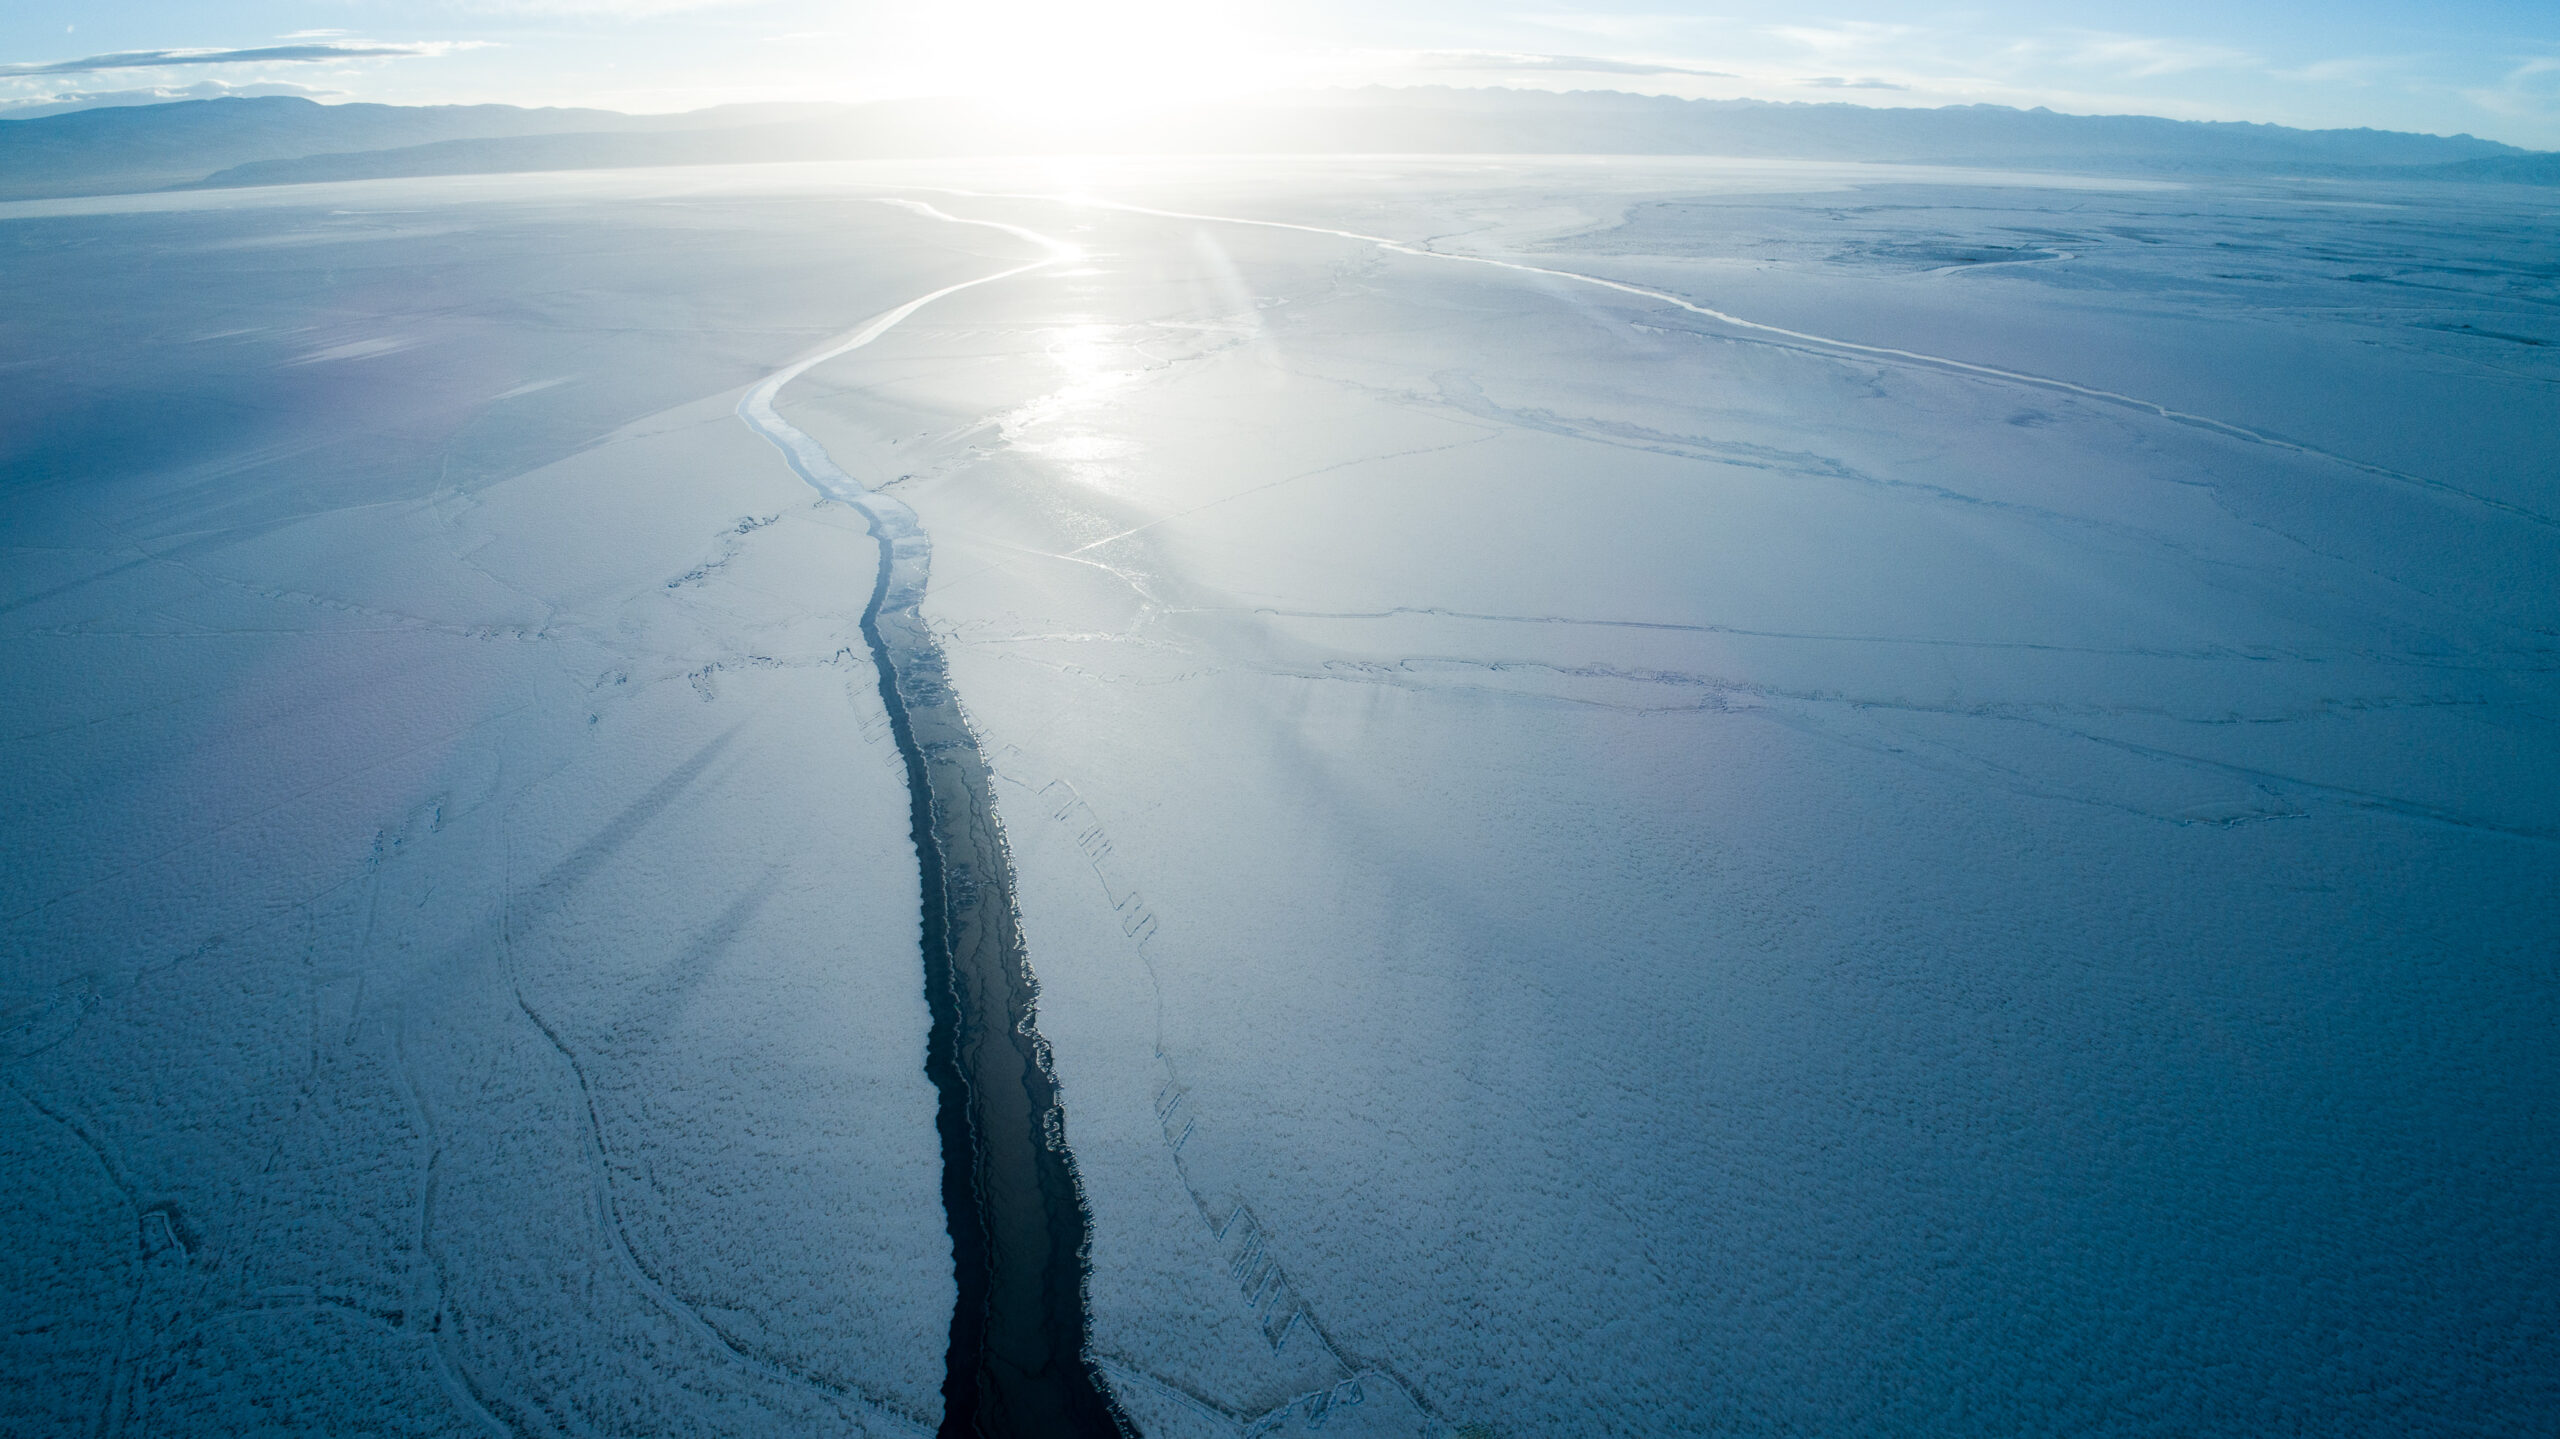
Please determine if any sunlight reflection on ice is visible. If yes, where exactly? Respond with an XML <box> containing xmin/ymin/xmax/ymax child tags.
<box><xmin>998</xmin><ymin>320</ymin><xmax>1150</xmax><ymax>498</ymax></box>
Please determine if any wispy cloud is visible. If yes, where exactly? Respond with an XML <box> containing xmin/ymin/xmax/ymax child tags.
<box><xmin>444</xmin><ymin>0</ymin><xmax>761</xmax><ymax>12</ymax></box>
<box><xmin>2054</xmin><ymin>32</ymin><xmax>2255</xmax><ymax>78</ymax></box>
<box><xmin>1802</xmin><ymin>76</ymin><xmax>1907</xmax><ymax>91</ymax></box>
<box><xmin>1405</xmin><ymin>50</ymin><xmax>1737</xmax><ymax>80</ymax></box>
<box><xmin>2275</xmin><ymin>55</ymin><xmax>2401</xmax><ymax>86</ymax></box>
<box><xmin>2460</xmin><ymin>54</ymin><xmax>2560</xmax><ymax>123</ymax></box>
<box><xmin>0</xmin><ymin>79</ymin><xmax>335</xmax><ymax>118</ymax></box>
<box><xmin>1767</xmin><ymin>22</ymin><xmax>1918</xmax><ymax>59</ymax></box>
<box><xmin>1515</xmin><ymin>13</ymin><xmax>1697</xmax><ymax>44</ymax></box>
<box><xmin>0</xmin><ymin>43</ymin><xmax>450</xmax><ymax>78</ymax></box>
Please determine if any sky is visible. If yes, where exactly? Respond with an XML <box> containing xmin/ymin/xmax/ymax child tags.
<box><xmin>3</xmin><ymin>1</ymin><xmax>2557</xmax><ymax>149</ymax></box>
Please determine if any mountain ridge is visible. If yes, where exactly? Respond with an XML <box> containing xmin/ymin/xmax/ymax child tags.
<box><xmin>2</xmin><ymin>89</ymin><xmax>2548</xmax><ymax>201</ymax></box>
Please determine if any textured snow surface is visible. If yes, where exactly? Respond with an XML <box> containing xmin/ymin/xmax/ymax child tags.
<box><xmin>4</xmin><ymin>158</ymin><xmax>2557</xmax><ymax>1436</ymax></box>
<box><xmin>0</xmin><ymin>177</ymin><xmax>980</xmax><ymax>1437</ymax></box>
<box><xmin>779</xmin><ymin>161</ymin><xmax>2560</xmax><ymax>1437</ymax></box>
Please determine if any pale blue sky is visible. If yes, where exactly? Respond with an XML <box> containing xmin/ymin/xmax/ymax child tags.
<box><xmin>4</xmin><ymin>1</ymin><xmax>2556</xmax><ymax>147</ymax></box>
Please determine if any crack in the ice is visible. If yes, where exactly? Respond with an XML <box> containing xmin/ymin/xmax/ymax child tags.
<box><xmin>1207</xmin><ymin>603</ymin><xmax>2557</xmax><ymax>669</ymax></box>
<box><xmin>1000</xmin><ymin>192</ymin><xmax>2560</xmax><ymax>534</ymax></box>
<box><xmin>735</xmin><ymin>200</ymin><xmax>1131</xmax><ymax>1439</ymax></box>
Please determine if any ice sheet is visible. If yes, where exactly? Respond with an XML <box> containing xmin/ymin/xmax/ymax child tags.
<box><xmin>0</xmin><ymin>190</ymin><xmax>1002</xmax><ymax>1436</ymax></box>
<box><xmin>5</xmin><ymin>156</ymin><xmax>2554</xmax><ymax>1437</ymax></box>
<box><xmin>780</xmin><ymin>162</ymin><xmax>2558</xmax><ymax>1435</ymax></box>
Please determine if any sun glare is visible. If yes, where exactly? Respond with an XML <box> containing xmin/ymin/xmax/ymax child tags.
<box><xmin>903</xmin><ymin>0</ymin><xmax>1278</xmax><ymax>123</ymax></box>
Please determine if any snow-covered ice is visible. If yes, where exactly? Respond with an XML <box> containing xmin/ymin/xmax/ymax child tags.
<box><xmin>4</xmin><ymin>157</ymin><xmax>2555</xmax><ymax>1435</ymax></box>
<box><xmin>1</xmin><ymin>175</ymin><xmax>992</xmax><ymax>1435</ymax></box>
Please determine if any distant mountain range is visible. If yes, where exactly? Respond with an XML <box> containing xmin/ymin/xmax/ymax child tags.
<box><xmin>2</xmin><ymin>90</ymin><xmax>2551</xmax><ymax>201</ymax></box>
<box><xmin>0</xmin><ymin>97</ymin><xmax>838</xmax><ymax>200</ymax></box>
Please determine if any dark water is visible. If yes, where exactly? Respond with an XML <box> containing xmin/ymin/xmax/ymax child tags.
<box><xmin>855</xmin><ymin>510</ymin><xmax>1132</xmax><ymax>1438</ymax></box>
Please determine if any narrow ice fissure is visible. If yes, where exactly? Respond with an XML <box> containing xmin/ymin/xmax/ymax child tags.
<box><xmin>736</xmin><ymin>202</ymin><xmax>1131</xmax><ymax>1439</ymax></box>
<box><xmin>975</xmin><ymin>191</ymin><xmax>2545</xmax><ymax>531</ymax></box>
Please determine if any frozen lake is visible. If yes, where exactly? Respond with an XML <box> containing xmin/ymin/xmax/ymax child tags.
<box><xmin>3</xmin><ymin>157</ymin><xmax>2554</xmax><ymax>1436</ymax></box>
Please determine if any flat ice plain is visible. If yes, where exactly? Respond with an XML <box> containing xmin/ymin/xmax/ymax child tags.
<box><xmin>3</xmin><ymin>156</ymin><xmax>2555</xmax><ymax>1436</ymax></box>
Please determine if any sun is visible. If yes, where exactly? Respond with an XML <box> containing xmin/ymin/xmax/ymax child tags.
<box><xmin>898</xmin><ymin>0</ymin><xmax>1281</xmax><ymax>122</ymax></box>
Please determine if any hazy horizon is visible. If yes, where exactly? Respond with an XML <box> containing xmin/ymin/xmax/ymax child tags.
<box><xmin>5</xmin><ymin>1</ymin><xmax>2559</xmax><ymax>148</ymax></box>
<box><xmin>10</xmin><ymin>83</ymin><xmax>2556</xmax><ymax>153</ymax></box>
